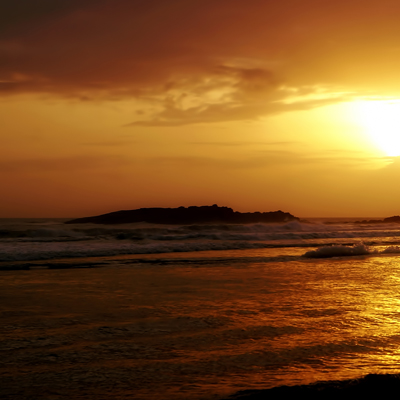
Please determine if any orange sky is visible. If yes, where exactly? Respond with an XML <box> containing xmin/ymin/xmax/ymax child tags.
<box><xmin>2</xmin><ymin>0</ymin><xmax>400</xmax><ymax>217</ymax></box>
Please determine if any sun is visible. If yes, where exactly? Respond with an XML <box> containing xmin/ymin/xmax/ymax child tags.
<box><xmin>353</xmin><ymin>100</ymin><xmax>400</xmax><ymax>157</ymax></box>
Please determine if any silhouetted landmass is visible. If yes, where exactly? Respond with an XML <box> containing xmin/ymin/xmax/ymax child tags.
<box><xmin>355</xmin><ymin>216</ymin><xmax>400</xmax><ymax>224</ymax></box>
<box><xmin>66</xmin><ymin>205</ymin><xmax>299</xmax><ymax>225</ymax></box>
<box><xmin>222</xmin><ymin>373</ymin><xmax>400</xmax><ymax>400</ymax></box>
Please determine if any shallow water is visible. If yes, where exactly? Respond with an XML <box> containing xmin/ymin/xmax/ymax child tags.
<box><xmin>2</xmin><ymin>251</ymin><xmax>400</xmax><ymax>399</ymax></box>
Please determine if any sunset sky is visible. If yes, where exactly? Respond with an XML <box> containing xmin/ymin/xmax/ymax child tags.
<box><xmin>2</xmin><ymin>0</ymin><xmax>400</xmax><ymax>217</ymax></box>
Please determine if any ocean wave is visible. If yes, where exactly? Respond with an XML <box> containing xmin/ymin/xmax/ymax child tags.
<box><xmin>2</xmin><ymin>220</ymin><xmax>400</xmax><ymax>243</ymax></box>
<box><xmin>0</xmin><ymin>240</ymin><xmax>277</xmax><ymax>262</ymax></box>
<box><xmin>2</xmin><ymin>238</ymin><xmax>400</xmax><ymax>264</ymax></box>
<box><xmin>303</xmin><ymin>244</ymin><xmax>400</xmax><ymax>258</ymax></box>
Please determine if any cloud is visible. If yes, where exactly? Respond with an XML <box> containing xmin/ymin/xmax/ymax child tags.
<box><xmin>189</xmin><ymin>141</ymin><xmax>301</xmax><ymax>147</ymax></box>
<box><xmin>80</xmin><ymin>139</ymin><xmax>138</xmax><ymax>147</ymax></box>
<box><xmin>1</xmin><ymin>0</ymin><xmax>400</xmax><ymax>123</ymax></box>
<box><xmin>0</xmin><ymin>148</ymin><xmax>375</xmax><ymax>177</ymax></box>
<box><xmin>0</xmin><ymin>155</ymin><xmax>131</xmax><ymax>173</ymax></box>
<box><xmin>0</xmin><ymin>1</ymin><xmax>99</xmax><ymax>33</ymax></box>
<box><xmin>125</xmin><ymin>66</ymin><xmax>351</xmax><ymax>126</ymax></box>
<box><xmin>144</xmin><ymin>150</ymin><xmax>380</xmax><ymax>171</ymax></box>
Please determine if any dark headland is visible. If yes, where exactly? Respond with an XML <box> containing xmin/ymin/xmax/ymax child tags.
<box><xmin>66</xmin><ymin>205</ymin><xmax>299</xmax><ymax>225</ymax></box>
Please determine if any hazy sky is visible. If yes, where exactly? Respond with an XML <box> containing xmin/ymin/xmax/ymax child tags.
<box><xmin>2</xmin><ymin>0</ymin><xmax>400</xmax><ymax>217</ymax></box>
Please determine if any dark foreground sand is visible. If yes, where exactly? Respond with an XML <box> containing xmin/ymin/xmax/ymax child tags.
<box><xmin>222</xmin><ymin>373</ymin><xmax>400</xmax><ymax>399</ymax></box>
<box><xmin>1</xmin><ymin>260</ymin><xmax>399</xmax><ymax>399</ymax></box>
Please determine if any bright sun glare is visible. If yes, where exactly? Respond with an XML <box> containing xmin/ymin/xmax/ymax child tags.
<box><xmin>354</xmin><ymin>100</ymin><xmax>400</xmax><ymax>157</ymax></box>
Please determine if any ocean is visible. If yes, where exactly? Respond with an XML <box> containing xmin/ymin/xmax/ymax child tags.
<box><xmin>2</xmin><ymin>217</ymin><xmax>400</xmax><ymax>399</ymax></box>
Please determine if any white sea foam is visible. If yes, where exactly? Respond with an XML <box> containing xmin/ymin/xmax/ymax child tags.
<box><xmin>380</xmin><ymin>245</ymin><xmax>400</xmax><ymax>254</ymax></box>
<box><xmin>303</xmin><ymin>244</ymin><xmax>372</xmax><ymax>258</ymax></box>
<box><xmin>303</xmin><ymin>243</ymin><xmax>400</xmax><ymax>258</ymax></box>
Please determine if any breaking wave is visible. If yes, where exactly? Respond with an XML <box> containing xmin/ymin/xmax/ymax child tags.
<box><xmin>303</xmin><ymin>244</ymin><xmax>400</xmax><ymax>258</ymax></box>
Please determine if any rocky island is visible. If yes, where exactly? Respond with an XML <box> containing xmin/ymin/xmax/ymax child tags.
<box><xmin>66</xmin><ymin>204</ymin><xmax>299</xmax><ymax>225</ymax></box>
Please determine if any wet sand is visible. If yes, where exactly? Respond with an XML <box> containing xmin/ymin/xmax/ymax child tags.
<box><xmin>1</xmin><ymin>262</ymin><xmax>285</xmax><ymax>400</ymax></box>
<box><xmin>1</xmin><ymin>259</ymin><xmax>398</xmax><ymax>399</ymax></box>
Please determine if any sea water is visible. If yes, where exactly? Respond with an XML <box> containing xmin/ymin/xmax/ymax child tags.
<box><xmin>2</xmin><ymin>218</ymin><xmax>400</xmax><ymax>398</ymax></box>
<box><xmin>1</xmin><ymin>217</ymin><xmax>400</xmax><ymax>265</ymax></box>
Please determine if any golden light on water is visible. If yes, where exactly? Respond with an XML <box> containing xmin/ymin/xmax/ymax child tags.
<box><xmin>353</xmin><ymin>100</ymin><xmax>400</xmax><ymax>157</ymax></box>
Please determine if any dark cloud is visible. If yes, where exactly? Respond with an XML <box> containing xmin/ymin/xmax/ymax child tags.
<box><xmin>0</xmin><ymin>1</ymin><xmax>98</xmax><ymax>33</ymax></box>
<box><xmin>1</xmin><ymin>0</ymin><xmax>400</xmax><ymax>123</ymax></box>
